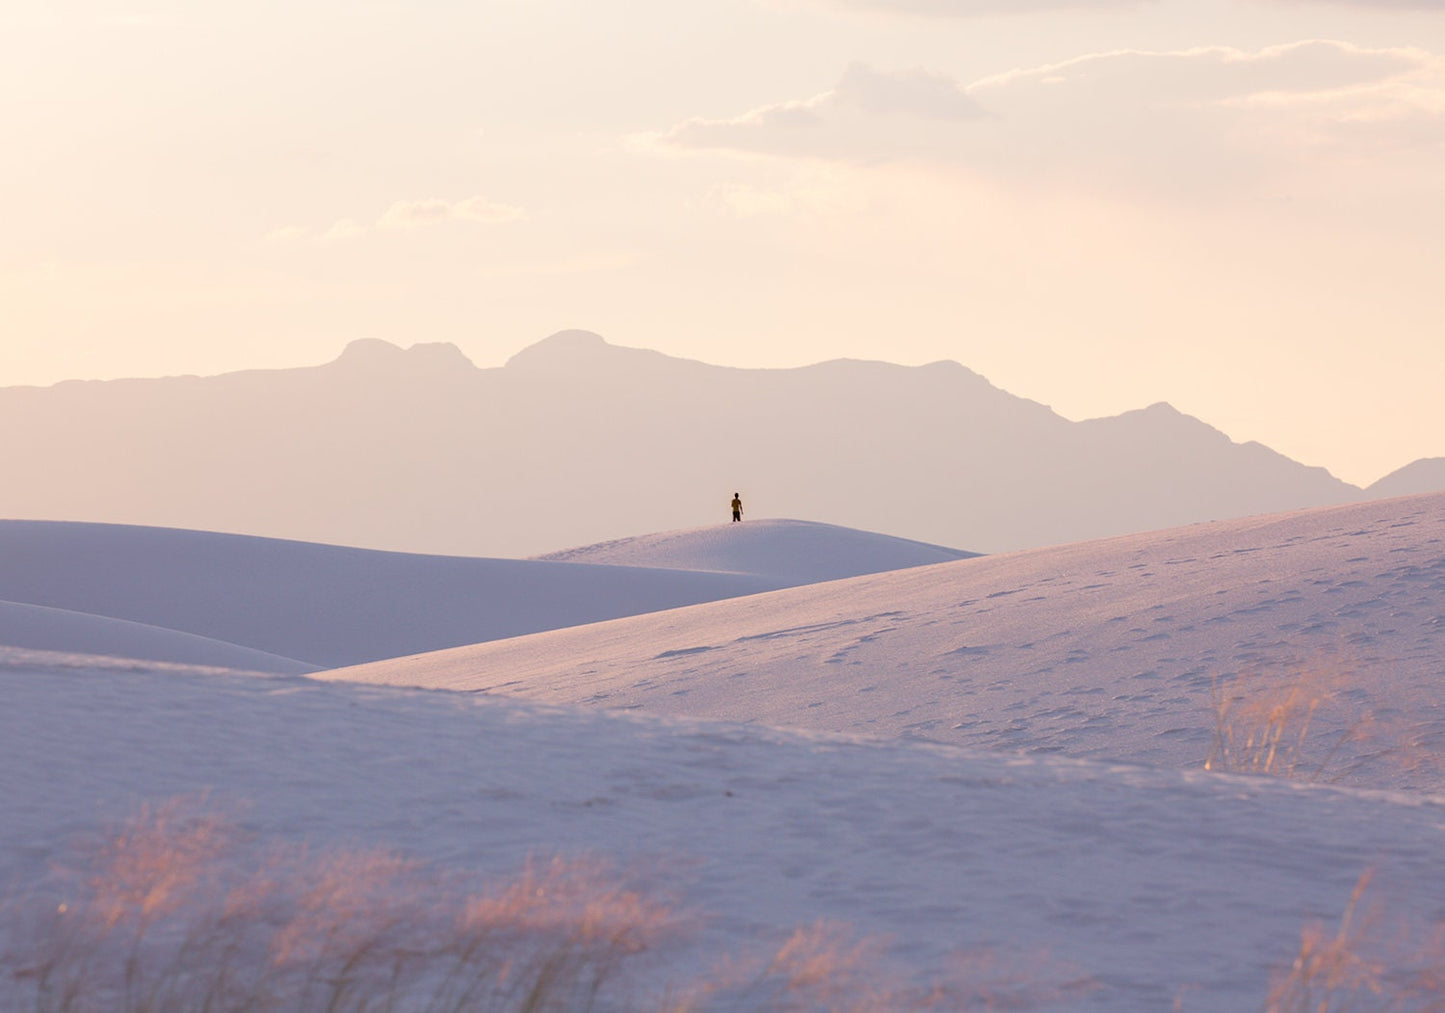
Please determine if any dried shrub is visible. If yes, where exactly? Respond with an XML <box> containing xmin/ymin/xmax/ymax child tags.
<box><xmin>1203</xmin><ymin>663</ymin><xmax>1411</xmax><ymax>785</ymax></box>
<box><xmin>1264</xmin><ymin>870</ymin><xmax>1445</xmax><ymax>1013</ymax></box>
<box><xmin>1264</xmin><ymin>871</ymin><xmax>1386</xmax><ymax>1013</ymax></box>
<box><xmin>664</xmin><ymin>922</ymin><xmax>1093</xmax><ymax>1012</ymax></box>
<box><xmin>0</xmin><ymin>800</ymin><xmax>677</xmax><ymax>1013</ymax></box>
<box><xmin>1</xmin><ymin>797</ymin><xmax>1083</xmax><ymax>1013</ymax></box>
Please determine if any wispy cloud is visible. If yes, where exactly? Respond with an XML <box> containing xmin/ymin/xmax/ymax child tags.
<box><xmin>800</xmin><ymin>0</ymin><xmax>1144</xmax><ymax>13</ymax></box>
<box><xmin>653</xmin><ymin>63</ymin><xmax>984</xmax><ymax>162</ymax></box>
<box><xmin>703</xmin><ymin>169</ymin><xmax>859</xmax><ymax>219</ymax></box>
<box><xmin>267</xmin><ymin>196</ymin><xmax>525</xmax><ymax>245</ymax></box>
<box><xmin>968</xmin><ymin>39</ymin><xmax>1431</xmax><ymax>100</ymax></box>
<box><xmin>797</xmin><ymin>0</ymin><xmax>1442</xmax><ymax>14</ymax></box>
<box><xmin>1317</xmin><ymin>0</ymin><xmax>1445</xmax><ymax>7</ymax></box>
<box><xmin>377</xmin><ymin>196</ymin><xmax>526</xmax><ymax>230</ymax></box>
<box><xmin>653</xmin><ymin>42</ymin><xmax>1443</xmax><ymax>198</ymax></box>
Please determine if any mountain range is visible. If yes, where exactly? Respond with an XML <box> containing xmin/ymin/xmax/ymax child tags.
<box><xmin>0</xmin><ymin>330</ymin><xmax>1435</xmax><ymax>556</ymax></box>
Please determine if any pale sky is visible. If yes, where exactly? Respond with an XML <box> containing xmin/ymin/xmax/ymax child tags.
<box><xmin>3</xmin><ymin>0</ymin><xmax>1442</xmax><ymax>486</ymax></box>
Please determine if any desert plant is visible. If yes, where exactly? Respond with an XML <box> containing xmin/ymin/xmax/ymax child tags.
<box><xmin>1</xmin><ymin>797</ymin><xmax>1079</xmax><ymax>1012</ymax></box>
<box><xmin>1262</xmin><ymin>870</ymin><xmax>1445</xmax><ymax>1013</ymax></box>
<box><xmin>662</xmin><ymin>922</ymin><xmax>1094</xmax><ymax>1012</ymax></box>
<box><xmin>1264</xmin><ymin>871</ymin><xmax>1385</xmax><ymax>1013</ymax></box>
<box><xmin>0</xmin><ymin>799</ymin><xmax>679</xmax><ymax>1013</ymax></box>
<box><xmin>663</xmin><ymin>921</ymin><xmax>897</xmax><ymax>1012</ymax></box>
<box><xmin>1204</xmin><ymin>664</ymin><xmax>1392</xmax><ymax>784</ymax></box>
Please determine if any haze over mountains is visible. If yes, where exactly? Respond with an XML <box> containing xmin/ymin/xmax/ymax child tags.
<box><xmin>0</xmin><ymin>330</ymin><xmax>1435</xmax><ymax>557</ymax></box>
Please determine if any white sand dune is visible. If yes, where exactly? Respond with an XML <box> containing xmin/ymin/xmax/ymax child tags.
<box><xmin>327</xmin><ymin>491</ymin><xmax>1445</xmax><ymax>791</ymax></box>
<box><xmin>4</xmin><ymin>495</ymin><xmax>1445</xmax><ymax>1009</ymax></box>
<box><xmin>0</xmin><ymin>600</ymin><xmax>314</xmax><ymax>674</ymax></box>
<box><xmin>532</xmin><ymin>517</ymin><xmax>976</xmax><ymax>581</ymax></box>
<box><xmin>4</xmin><ymin>668</ymin><xmax>1444</xmax><ymax>1010</ymax></box>
<box><xmin>0</xmin><ymin>518</ymin><xmax>979</xmax><ymax>668</ymax></box>
<box><xmin>0</xmin><ymin>520</ymin><xmax>790</xmax><ymax>667</ymax></box>
<box><xmin>6</xmin><ymin>494</ymin><xmax>1445</xmax><ymax>1012</ymax></box>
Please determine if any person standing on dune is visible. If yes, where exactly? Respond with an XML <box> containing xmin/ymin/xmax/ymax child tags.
<box><xmin>731</xmin><ymin>493</ymin><xmax>743</xmax><ymax>523</ymax></box>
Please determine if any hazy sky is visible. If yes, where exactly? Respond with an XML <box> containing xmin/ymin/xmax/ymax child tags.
<box><xmin>3</xmin><ymin>0</ymin><xmax>1442</xmax><ymax>485</ymax></box>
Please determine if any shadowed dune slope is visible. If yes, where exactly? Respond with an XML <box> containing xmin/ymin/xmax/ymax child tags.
<box><xmin>325</xmin><ymin>492</ymin><xmax>1445</xmax><ymax>790</ymax></box>
<box><xmin>0</xmin><ymin>520</ymin><xmax>788</xmax><ymax>667</ymax></box>
<box><xmin>0</xmin><ymin>601</ymin><xmax>316</xmax><ymax>674</ymax></box>
<box><xmin>0</xmin><ymin>517</ymin><xmax>971</xmax><ymax>668</ymax></box>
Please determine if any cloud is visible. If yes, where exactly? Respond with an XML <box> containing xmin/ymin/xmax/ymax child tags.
<box><xmin>966</xmin><ymin>40</ymin><xmax>1443</xmax><ymax>189</ymax></box>
<box><xmin>707</xmin><ymin>182</ymin><xmax>800</xmax><ymax>217</ymax></box>
<box><xmin>971</xmin><ymin>39</ymin><xmax>1430</xmax><ymax>101</ymax></box>
<box><xmin>263</xmin><ymin>225</ymin><xmax>314</xmax><ymax>245</ymax></box>
<box><xmin>319</xmin><ymin>218</ymin><xmax>367</xmax><ymax>242</ymax></box>
<box><xmin>265</xmin><ymin>219</ymin><xmax>368</xmax><ymax>245</ymax></box>
<box><xmin>803</xmin><ymin>0</ymin><xmax>1144</xmax><ymax>12</ymax></box>
<box><xmin>835</xmin><ymin>62</ymin><xmax>986</xmax><ymax>117</ymax></box>
<box><xmin>797</xmin><ymin>0</ymin><xmax>1443</xmax><ymax>13</ymax></box>
<box><xmin>703</xmin><ymin>170</ymin><xmax>860</xmax><ymax>219</ymax></box>
<box><xmin>654</xmin><ymin>42</ymin><xmax>1444</xmax><ymax>198</ymax></box>
<box><xmin>1316</xmin><ymin>0</ymin><xmax>1445</xmax><ymax>6</ymax></box>
<box><xmin>656</xmin><ymin>63</ymin><xmax>984</xmax><ymax>162</ymax></box>
<box><xmin>267</xmin><ymin>196</ymin><xmax>525</xmax><ymax>244</ymax></box>
<box><xmin>377</xmin><ymin>196</ymin><xmax>526</xmax><ymax>230</ymax></box>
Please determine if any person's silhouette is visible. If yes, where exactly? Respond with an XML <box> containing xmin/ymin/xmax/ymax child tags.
<box><xmin>731</xmin><ymin>493</ymin><xmax>743</xmax><ymax>523</ymax></box>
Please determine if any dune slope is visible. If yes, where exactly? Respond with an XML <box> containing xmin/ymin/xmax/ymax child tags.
<box><xmin>0</xmin><ymin>520</ymin><xmax>783</xmax><ymax>667</ymax></box>
<box><xmin>327</xmin><ymin>492</ymin><xmax>1445</xmax><ymax>790</ymax></box>
<box><xmin>0</xmin><ymin>601</ymin><xmax>314</xmax><ymax>674</ymax></box>
<box><xmin>5</xmin><ymin>667</ymin><xmax>1445</xmax><ymax>1010</ymax></box>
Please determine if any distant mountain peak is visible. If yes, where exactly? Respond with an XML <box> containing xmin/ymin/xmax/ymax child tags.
<box><xmin>1367</xmin><ymin>457</ymin><xmax>1445</xmax><ymax>499</ymax></box>
<box><xmin>544</xmin><ymin>329</ymin><xmax>609</xmax><ymax>348</ymax></box>
<box><xmin>337</xmin><ymin>338</ymin><xmax>402</xmax><ymax>361</ymax></box>
<box><xmin>505</xmin><ymin>330</ymin><xmax>610</xmax><ymax>368</ymax></box>
<box><xmin>1088</xmin><ymin>401</ymin><xmax>1194</xmax><ymax>427</ymax></box>
<box><xmin>504</xmin><ymin>330</ymin><xmax>693</xmax><ymax>377</ymax></box>
<box><xmin>335</xmin><ymin>339</ymin><xmax>475</xmax><ymax>371</ymax></box>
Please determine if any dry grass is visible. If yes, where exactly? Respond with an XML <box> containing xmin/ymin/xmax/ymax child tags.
<box><xmin>0</xmin><ymin>798</ymin><xmax>678</xmax><ymax>1012</ymax></box>
<box><xmin>0</xmin><ymin>797</ymin><xmax>1078</xmax><ymax>1012</ymax></box>
<box><xmin>1264</xmin><ymin>871</ymin><xmax>1386</xmax><ymax>1013</ymax></box>
<box><xmin>1203</xmin><ymin>663</ymin><xmax>1405</xmax><ymax>785</ymax></box>
<box><xmin>664</xmin><ymin>923</ymin><xmax>1095</xmax><ymax>1012</ymax></box>
<box><xmin>1264</xmin><ymin>871</ymin><xmax>1445</xmax><ymax>1013</ymax></box>
<box><xmin>663</xmin><ymin>921</ymin><xmax>903</xmax><ymax>1012</ymax></box>
<box><xmin>939</xmin><ymin>949</ymin><xmax>1097</xmax><ymax>1010</ymax></box>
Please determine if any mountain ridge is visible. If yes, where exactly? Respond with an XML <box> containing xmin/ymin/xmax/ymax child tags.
<box><xmin>0</xmin><ymin>330</ymin><xmax>1422</xmax><ymax>557</ymax></box>
<box><xmin>1368</xmin><ymin>457</ymin><xmax>1445</xmax><ymax>499</ymax></box>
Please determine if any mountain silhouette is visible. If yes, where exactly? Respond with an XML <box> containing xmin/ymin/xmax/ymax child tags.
<box><xmin>0</xmin><ymin>331</ymin><xmax>1385</xmax><ymax>556</ymax></box>
<box><xmin>1366</xmin><ymin>458</ymin><xmax>1445</xmax><ymax>500</ymax></box>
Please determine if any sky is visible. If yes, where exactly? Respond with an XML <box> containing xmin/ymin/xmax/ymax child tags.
<box><xmin>2</xmin><ymin>0</ymin><xmax>1442</xmax><ymax>487</ymax></box>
